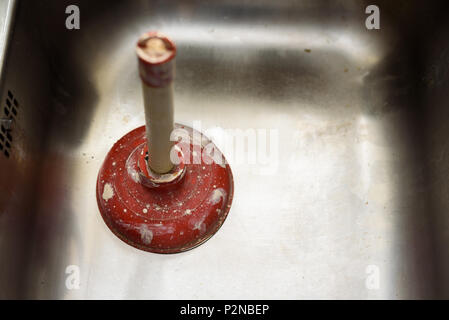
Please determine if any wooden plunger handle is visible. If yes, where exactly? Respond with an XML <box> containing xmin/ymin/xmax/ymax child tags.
<box><xmin>136</xmin><ymin>31</ymin><xmax>176</xmax><ymax>174</ymax></box>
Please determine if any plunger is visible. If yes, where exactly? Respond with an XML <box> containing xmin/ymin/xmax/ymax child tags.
<box><xmin>96</xmin><ymin>32</ymin><xmax>234</xmax><ymax>253</ymax></box>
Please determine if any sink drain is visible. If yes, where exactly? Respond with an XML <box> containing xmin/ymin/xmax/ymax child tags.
<box><xmin>0</xmin><ymin>90</ymin><xmax>19</xmax><ymax>158</ymax></box>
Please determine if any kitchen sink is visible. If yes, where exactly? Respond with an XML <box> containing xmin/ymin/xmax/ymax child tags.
<box><xmin>1</xmin><ymin>0</ymin><xmax>449</xmax><ymax>299</ymax></box>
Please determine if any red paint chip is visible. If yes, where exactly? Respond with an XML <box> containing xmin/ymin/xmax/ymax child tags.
<box><xmin>96</xmin><ymin>124</ymin><xmax>234</xmax><ymax>253</ymax></box>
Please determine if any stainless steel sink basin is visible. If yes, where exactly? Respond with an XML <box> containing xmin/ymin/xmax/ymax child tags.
<box><xmin>1</xmin><ymin>0</ymin><xmax>449</xmax><ymax>299</ymax></box>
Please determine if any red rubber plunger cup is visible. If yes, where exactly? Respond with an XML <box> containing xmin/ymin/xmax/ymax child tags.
<box><xmin>96</xmin><ymin>32</ymin><xmax>234</xmax><ymax>253</ymax></box>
